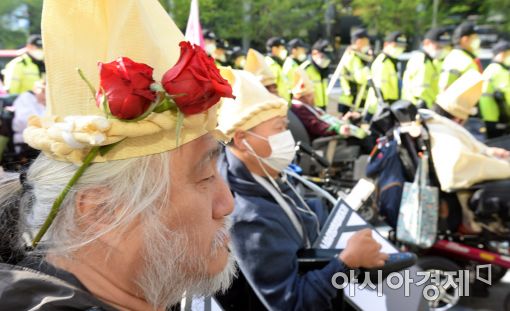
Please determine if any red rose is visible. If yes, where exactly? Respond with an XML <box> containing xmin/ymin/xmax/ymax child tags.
<box><xmin>96</xmin><ymin>57</ymin><xmax>157</xmax><ymax>120</ymax></box>
<box><xmin>162</xmin><ymin>41</ymin><xmax>234</xmax><ymax>115</ymax></box>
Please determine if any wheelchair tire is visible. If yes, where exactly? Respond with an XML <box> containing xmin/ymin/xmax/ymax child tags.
<box><xmin>417</xmin><ymin>256</ymin><xmax>462</xmax><ymax>311</ymax></box>
<box><xmin>489</xmin><ymin>264</ymin><xmax>508</xmax><ymax>284</ymax></box>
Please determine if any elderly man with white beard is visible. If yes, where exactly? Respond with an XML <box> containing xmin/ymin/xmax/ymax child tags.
<box><xmin>0</xmin><ymin>1</ymin><xmax>237</xmax><ymax>310</ymax></box>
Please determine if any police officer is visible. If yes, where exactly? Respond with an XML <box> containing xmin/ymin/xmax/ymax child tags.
<box><xmin>336</xmin><ymin>28</ymin><xmax>372</xmax><ymax>114</ymax></box>
<box><xmin>300</xmin><ymin>39</ymin><xmax>334</xmax><ymax>109</ymax></box>
<box><xmin>480</xmin><ymin>41</ymin><xmax>510</xmax><ymax>138</ymax></box>
<box><xmin>265</xmin><ymin>37</ymin><xmax>290</xmax><ymax>100</ymax></box>
<box><xmin>439</xmin><ymin>22</ymin><xmax>482</xmax><ymax>92</ymax></box>
<box><xmin>282</xmin><ymin>38</ymin><xmax>308</xmax><ymax>89</ymax></box>
<box><xmin>2</xmin><ymin>34</ymin><xmax>45</xmax><ymax>95</ymax></box>
<box><xmin>402</xmin><ymin>27</ymin><xmax>451</xmax><ymax>108</ymax></box>
<box><xmin>365</xmin><ymin>31</ymin><xmax>408</xmax><ymax>114</ymax></box>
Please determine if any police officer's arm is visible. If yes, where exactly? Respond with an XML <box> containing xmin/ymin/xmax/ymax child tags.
<box><xmin>352</xmin><ymin>57</ymin><xmax>370</xmax><ymax>85</ymax></box>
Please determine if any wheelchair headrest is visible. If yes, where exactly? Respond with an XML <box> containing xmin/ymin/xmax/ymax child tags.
<box><xmin>369</xmin><ymin>100</ymin><xmax>418</xmax><ymax>136</ymax></box>
<box><xmin>390</xmin><ymin>100</ymin><xmax>418</xmax><ymax>124</ymax></box>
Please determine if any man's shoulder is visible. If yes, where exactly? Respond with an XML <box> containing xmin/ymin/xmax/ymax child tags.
<box><xmin>6</xmin><ymin>54</ymin><xmax>30</xmax><ymax>67</ymax></box>
<box><xmin>443</xmin><ymin>49</ymin><xmax>475</xmax><ymax>69</ymax></box>
<box><xmin>408</xmin><ymin>51</ymin><xmax>427</xmax><ymax>64</ymax></box>
<box><xmin>0</xmin><ymin>263</ymin><xmax>115</xmax><ymax>310</ymax></box>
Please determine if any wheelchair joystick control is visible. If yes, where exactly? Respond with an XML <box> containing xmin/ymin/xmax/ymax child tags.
<box><xmin>358</xmin><ymin>252</ymin><xmax>417</xmax><ymax>283</ymax></box>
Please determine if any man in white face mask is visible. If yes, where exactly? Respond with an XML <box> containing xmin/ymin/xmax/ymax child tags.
<box><xmin>336</xmin><ymin>28</ymin><xmax>373</xmax><ymax>114</ymax></box>
<box><xmin>439</xmin><ymin>22</ymin><xmax>483</xmax><ymax>92</ymax></box>
<box><xmin>402</xmin><ymin>27</ymin><xmax>451</xmax><ymax>109</ymax></box>
<box><xmin>2</xmin><ymin>34</ymin><xmax>45</xmax><ymax>95</ymax></box>
<box><xmin>365</xmin><ymin>31</ymin><xmax>408</xmax><ymax>116</ymax></box>
<box><xmin>216</xmin><ymin>68</ymin><xmax>387</xmax><ymax>310</ymax></box>
<box><xmin>300</xmin><ymin>39</ymin><xmax>335</xmax><ymax>109</ymax></box>
<box><xmin>283</xmin><ymin>38</ymin><xmax>309</xmax><ymax>89</ymax></box>
<box><xmin>264</xmin><ymin>37</ymin><xmax>291</xmax><ymax>100</ymax></box>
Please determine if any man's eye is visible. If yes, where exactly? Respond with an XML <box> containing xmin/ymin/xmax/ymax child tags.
<box><xmin>201</xmin><ymin>175</ymin><xmax>216</xmax><ymax>183</ymax></box>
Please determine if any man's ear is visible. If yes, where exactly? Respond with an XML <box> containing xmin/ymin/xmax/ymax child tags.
<box><xmin>232</xmin><ymin>131</ymin><xmax>248</xmax><ymax>151</ymax></box>
<box><xmin>75</xmin><ymin>187</ymin><xmax>111</xmax><ymax>228</ymax></box>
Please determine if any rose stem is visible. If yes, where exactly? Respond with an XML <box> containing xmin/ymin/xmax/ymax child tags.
<box><xmin>31</xmin><ymin>146</ymin><xmax>100</xmax><ymax>248</ymax></box>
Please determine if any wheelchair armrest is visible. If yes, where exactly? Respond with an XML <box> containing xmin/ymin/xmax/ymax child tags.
<box><xmin>311</xmin><ymin>135</ymin><xmax>343</xmax><ymax>147</ymax></box>
<box><xmin>297</xmin><ymin>248</ymin><xmax>342</xmax><ymax>271</ymax></box>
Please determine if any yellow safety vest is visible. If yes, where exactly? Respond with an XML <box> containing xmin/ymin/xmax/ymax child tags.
<box><xmin>365</xmin><ymin>53</ymin><xmax>399</xmax><ymax>114</ymax></box>
<box><xmin>282</xmin><ymin>57</ymin><xmax>297</xmax><ymax>86</ymax></box>
<box><xmin>480</xmin><ymin>62</ymin><xmax>510</xmax><ymax>123</ymax></box>
<box><xmin>438</xmin><ymin>48</ymin><xmax>480</xmax><ymax>92</ymax></box>
<box><xmin>337</xmin><ymin>49</ymin><xmax>370</xmax><ymax>108</ymax></box>
<box><xmin>300</xmin><ymin>60</ymin><xmax>328</xmax><ymax>108</ymax></box>
<box><xmin>265</xmin><ymin>56</ymin><xmax>290</xmax><ymax>101</ymax></box>
<box><xmin>2</xmin><ymin>54</ymin><xmax>43</xmax><ymax>95</ymax></box>
<box><xmin>402</xmin><ymin>51</ymin><xmax>440</xmax><ymax>108</ymax></box>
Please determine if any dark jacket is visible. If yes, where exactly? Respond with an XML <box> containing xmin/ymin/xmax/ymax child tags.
<box><xmin>218</xmin><ymin>148</ymin><xmax>347</xmax><ymax>311</ymax></box>
<box><xmin>0</xmin><ymin>258</ymin><xmax>117</xmax><ymax>310</ymax></box>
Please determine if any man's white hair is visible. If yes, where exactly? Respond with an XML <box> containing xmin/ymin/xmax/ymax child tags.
<box><xmin>18</xmin><ymin>152</ymin><xmax>172</xmax><ymax>255</ymax></box>
<box><xmin>0</xmin><ymin>152</ymin><xmax>236</xmax><ymax>307</ymax></box>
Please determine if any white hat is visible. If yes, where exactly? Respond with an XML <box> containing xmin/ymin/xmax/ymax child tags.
<box><xmin>217</xmin><ymin>68</ymin><xmax>287</xmax><ymax>137</ymax></box>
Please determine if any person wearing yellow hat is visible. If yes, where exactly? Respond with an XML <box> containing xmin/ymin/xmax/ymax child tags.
<box><xmin>216</xmin><ymin>68</ymin><xmax>387</xmax><ymax>310</ymax></box>
<box><xmin>422</xmin><ymin>70</ymin><xmax>510</xmax><ymax>192</ymax></box>
<box><xmin>0</xmin><ymin>1</ymin><xmax>237</xmax><ymax>310</ymax></box>
<box><xmin>244</xmin><ymin>48</ymin><xmax>279</xmax><ymax>95</ymax></box>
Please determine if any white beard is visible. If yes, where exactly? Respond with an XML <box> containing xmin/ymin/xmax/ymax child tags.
<box><xmin>136</xmin><ymin>216</ymin><xmax>237</xmax><ymax>309</ymax></box>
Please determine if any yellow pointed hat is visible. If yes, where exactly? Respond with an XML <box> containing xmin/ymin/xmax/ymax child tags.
<box><xmin>290</xmin><ymin>67</ymin><xmax>314</xmax><ymax>98</ymax></box>
<box><xmin>24</xmin><ymin>0</ymin><xmax>231</xmax><ymax>164</ymax></box>
<box><xmin>244</xmin><ymin>49</ymin><xmax>277</xmax><ymax>87</ymax></box>
<box><xmin>436</xmin><ymin>69</ymin><xmax>483</xmax><ymax>120</ymax></box>
<box><xmin>217</xmin><ymin>68</ymin><xmax>287</xmax><ymax>137</ymax></box>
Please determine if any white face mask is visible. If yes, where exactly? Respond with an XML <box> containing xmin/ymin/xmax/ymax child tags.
<box><xmin>205</xmin><ymin>43</ymin><xmax>216</xmax><ymax>55</ymax></box>
<box><xmin>361</xmin><ymin>45</ymin><xmax>370</xmax><ymax>54</ymax></box>
<box><xmin>29</xmin><ymin>49</ymin><xmax>44</xmax><ymax>61</ymax></box>
<box><xmin>425</xmin><ymin>46</ymin><xmax>442</xmax><ymax>59</ymax></box>
<box><xmin>470</xmin><ymin>37</ymin><xmax>481</xmax><ymax>54</ymax></box>
<box><xmin>278</xmin><ymin>48</ymin><xmax>288</xmax><ymax>60</ymax></box>
<box><xmin>313</xmin><ymin>55</ymin><xmax>331</xmax><ymax>68</ymax></box>
<box><xmin>244</xmin><ymin>130</ymin><xmax>296</xmax><ymax>172</ymax></box>
<box><xmin>387</xmin><ymin>46</ymin><xmax>405</xmax><ymax>58</ymax></box>
<box><xmin>297</xmin><ymin>53</ymin><xmax>307</xmax><ymax>62</ymax></box>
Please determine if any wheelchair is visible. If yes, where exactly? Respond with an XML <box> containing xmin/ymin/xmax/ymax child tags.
<box><xmin>367</xmin><ymin>100</ymin><xmax>510</xmax><ymax>311</ymax></box>
<box><xmin>287</xmin><ymin>110</ymin><xmax>371</xmax><ymax>181</ymax></box>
